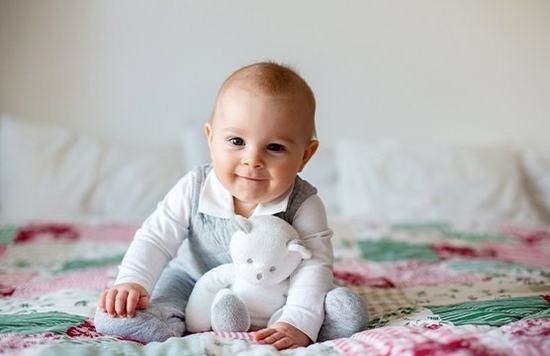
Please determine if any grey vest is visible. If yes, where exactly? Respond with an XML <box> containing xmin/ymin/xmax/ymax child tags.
<box><xmin>172</xmin><ymin>164</ymin><xmax>317</xmax><ymax>280</ymax></box>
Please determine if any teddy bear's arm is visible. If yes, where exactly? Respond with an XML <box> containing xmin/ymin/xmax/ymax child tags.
<box><xmin>185</xmin><ymin>263</ymin><xmax>236</xmax><ymax>332</ymax></box>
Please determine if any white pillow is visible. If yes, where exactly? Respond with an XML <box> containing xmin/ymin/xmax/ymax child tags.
<box><xmin>0</xmin><ymin>115</ymin><xmax>184</xmax><ymax>224</ymax></box>
<box><xmin>335</xmin><ymin>139</ymin><xmax>541</xmax><ymax>224</ymax></box>
<box><xmin>520</xmin><ymin>145</ymin><xmax>550</xmax><ymax>224</ymax></box>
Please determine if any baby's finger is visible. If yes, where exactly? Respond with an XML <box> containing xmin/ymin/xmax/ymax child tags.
<box><xmin>137</xmin><ymin>294</ymin><xmax>150</xmax><ymax>310</ymax></box>
<box><xmin>98</xmin><ymin>290</ymin><xmax>108</xmax><ymax>312</ymax></box>
<box><xmin>105</xmin><ymin>288</ymin><xmax>122</xmax><ymax>316</ymax></box>
<box><xmin>114</xmin><ymin>289</ymin><xmax>130</xmax><ymax>317</ymax></box>
<box><xmin>272</xmin><ymin>336</ymin><xmax>295</xmax><ymax>351</ymax></box>
<box><xmin>125</xmin><ymin>289</ymin><xmax>141</xmax><ymax>317</ymax></box>
<box><xmin>252</xmin><ymin>327</ymin><xmax>277</xmax><ymax>342</ymax></box>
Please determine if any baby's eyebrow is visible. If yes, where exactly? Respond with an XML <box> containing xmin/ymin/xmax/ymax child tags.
<box><xmin>274</xmin><ymin>135</ymin><xmax>300</xmax><ymax>144</ymax></box>
<box><xmin>220</xmin><ymin>127</ymin><xmax>245</xmax><ymax>136</ymax></box>
<box><xmin>266</xmin><ymin>138</ymin><xmax>293</xmax><ymax>146</ymax></box>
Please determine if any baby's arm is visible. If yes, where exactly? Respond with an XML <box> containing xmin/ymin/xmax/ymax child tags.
<box><xmin>98</xmin><ymin>282</ymin><xmax>150</xmax><ymax>317</ymax></box>
<box><xmin>98</xmin><ymin>172</ymin><xmax>196</xmax><ymax>318</ymax></box>
<box><xmin>273</xmin><ymin>195</ymin><xmax>334</xmax><ymax>342</ymax></box>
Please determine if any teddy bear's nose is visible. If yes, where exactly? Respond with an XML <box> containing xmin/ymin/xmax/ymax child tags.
<box><xmin>256</xmin><ymin>273</ymin><xmax>263</xmax><ymax>280</ymax></box>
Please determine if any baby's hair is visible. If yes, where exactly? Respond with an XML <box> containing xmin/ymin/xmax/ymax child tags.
<box><xmin>211</xmin><ymin>61</ymin><xmax>317</xmax><ymax>139</ymax></box>
<box><xmin>223</xmin><ymin>61</ymin><xmax>315</xmax><ymax>104</ymax></box>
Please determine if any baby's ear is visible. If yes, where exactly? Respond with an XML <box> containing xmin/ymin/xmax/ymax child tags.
<box><xmin>233</xmin><ymin>215</ymin><xmax>252</xmax><ymax>234</ymax></box>
<box><xmin>299</xmin><ymin>139</ymin><xmax>319</xmax><ymax>171</ymax></box>
<box><xmin>287</xmin><ymin>239</ymin><xmax>312</xmax><ymax>260</ymax></box>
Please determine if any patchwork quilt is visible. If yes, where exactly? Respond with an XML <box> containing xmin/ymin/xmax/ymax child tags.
<box><xmin>1</xmin><ymin>218</ymin><xmax>549</xmax><ymax>355</ymax></box>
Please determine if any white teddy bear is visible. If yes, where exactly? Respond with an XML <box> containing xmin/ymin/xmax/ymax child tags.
<box><xmin>185</xmin><ymin>215</ymin><xmax>312</xmax><ymax>333</ymax></box>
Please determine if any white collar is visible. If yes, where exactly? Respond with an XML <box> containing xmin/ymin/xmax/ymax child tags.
<box><xmin>198</xmin><ymin>170</ymin><xmax>291</xmax><ymax>218</ymax></box>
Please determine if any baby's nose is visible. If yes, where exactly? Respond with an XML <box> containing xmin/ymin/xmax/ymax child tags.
<box><xmin>242</xmin><ymin>149</ymin><xmax>264</xmax><ymax>168</ymax></box>
<box><xmin>256</xmin><ymin>272</ymin><xmax>263</xmax><ymax>280</ymax></box>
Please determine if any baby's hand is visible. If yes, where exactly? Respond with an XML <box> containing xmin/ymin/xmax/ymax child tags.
<box><xmin>98</xmin><ymin>283</ymin><xmax>150</xmax><ymax>318</ymax></box>
<box><xmin>251</xmin><ymin>321</ymin><xmax>311</xmax><ymax>350</ymax></box>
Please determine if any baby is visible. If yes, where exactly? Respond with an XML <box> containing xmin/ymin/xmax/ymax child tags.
<box><xmin>94</xmin><ymin>61</ymin><xmax>368</xmax><ymax>350</ymax></box>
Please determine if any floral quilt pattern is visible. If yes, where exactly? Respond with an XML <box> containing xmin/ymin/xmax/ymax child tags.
<box><xmin>0</xmin><ymin>219</ymin><xmax>549</xmax><ymax>355</ymax></box>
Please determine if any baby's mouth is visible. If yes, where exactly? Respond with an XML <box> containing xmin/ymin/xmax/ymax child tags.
<box><xmin>238</xmin><ymin>174</ymin><xmax>267</xmax><ymax>182</ymax></box>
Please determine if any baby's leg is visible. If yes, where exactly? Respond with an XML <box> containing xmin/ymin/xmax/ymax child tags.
<box><xmin>94</xmin><ymin>266</ymin><xmax>195</xmax><ymax>343</ymax></box>
<box><xmin>317</xmin><ymin>287</ymin><xmax>369</xmax><ymax>341</ymax></box>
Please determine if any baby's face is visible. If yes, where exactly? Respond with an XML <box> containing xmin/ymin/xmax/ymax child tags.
<box><xmin>206</xmin><ymin>84</ymin><xmax>318</xmax><ymax>215</ymax></box>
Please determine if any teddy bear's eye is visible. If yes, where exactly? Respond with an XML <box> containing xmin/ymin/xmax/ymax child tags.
<box><xmin>247</xmin><ymin>258</ymin><xmax>253</xmax><ymax>264</ymax></box>
<box><xmin>269</xmin><ymin>266</ymin><xmax>276</xmax><ymax>272</ymax></box>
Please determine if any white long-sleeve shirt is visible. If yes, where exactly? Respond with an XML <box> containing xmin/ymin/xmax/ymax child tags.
<box><xmin>115</xmin><ymin>168</ymin><xmax>334</xmax><ymax>341</ymax></box>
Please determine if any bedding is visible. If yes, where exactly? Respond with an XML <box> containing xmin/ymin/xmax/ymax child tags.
<box><xmin>0</xmin><ymin>115</ymin><xmax>185</xmax><ymax>224</ymax></box>
<box><xmin>335</xmin><ymin>139</ymin><xmax>543</xmax><ymax>224</ymax></box>
<box><xmin>521</xmin><ymin>145</ymin><xmax>550</xmax><ymax>224</ymax></box>
<box><xmin>2</xmin><ymin>115</ymin><xmax>550</xmax><ymax>355</ymax></box>
<box><xmin>1</xmin><ymin>218</ymin><xmax>549</xmax><ymax>355</ymax></box>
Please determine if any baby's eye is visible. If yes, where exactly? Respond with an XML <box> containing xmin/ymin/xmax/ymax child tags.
<box><xmin>247</xmin><ymin>258</ymin><xmax>253</xmax><ymax>264</ymax></box>
<box><xmin>269</xmin><ymin>266</ymin><xmax>276</xmax><ymax>272</ymax></box>
<box><xmin>266</xmin><ymin>143</ymin><xmax>285</xmax><ymax>152</ymax></box>
<box><xmin>229</xmin><ymin>137</ymin><xmax>245</xmax><ymax>146</ymax></box>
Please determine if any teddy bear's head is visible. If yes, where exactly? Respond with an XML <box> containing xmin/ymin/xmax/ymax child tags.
<box><xmin>230</xmin><ymin>215</ymin><xmax>312</xmax><ymax>287</ymax></box>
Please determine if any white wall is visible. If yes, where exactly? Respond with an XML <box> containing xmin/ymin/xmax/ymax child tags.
<box><xmin>1</xmin><ymin>0</ymin><xmax>549</xmax><ymax>151</ymax></box>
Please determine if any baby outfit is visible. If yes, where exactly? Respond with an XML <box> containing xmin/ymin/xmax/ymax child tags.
<box><xmin>94</xmin><ymin>164</ymin><xmax>368</xmax><ymax>343</ymax></box>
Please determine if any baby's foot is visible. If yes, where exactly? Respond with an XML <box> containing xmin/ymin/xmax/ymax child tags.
<box><xmin>318</xmin><ymin>287</ymin><xmax>369</xmax><ymax>341</ymax></box>
<box><xmin>94</xmin><ymin>305</ymin><xmax>185</xmax><ymax>343</ymax></box>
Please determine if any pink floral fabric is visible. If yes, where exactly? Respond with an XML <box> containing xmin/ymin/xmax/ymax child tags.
<box><xmin>0</xmin><ymin>220</ymin><xmax>548</xmax><ymax>355</ymax></box>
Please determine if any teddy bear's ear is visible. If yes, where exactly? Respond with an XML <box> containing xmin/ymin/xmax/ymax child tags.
<box><xmin>287</xmin><ymin>239</ymin><xmax>312</xmax><ymax>260</ymax></box>
<box><xmin>234</xmin><ymin>215</ymin><xmax>253</xmax><ymax>234</ymax></box>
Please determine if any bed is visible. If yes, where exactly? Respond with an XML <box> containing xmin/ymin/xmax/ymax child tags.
<box><xmin>1</xmin><ymin>115</ymin><xmax>549</xmax><ymax>355</ymax></box>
